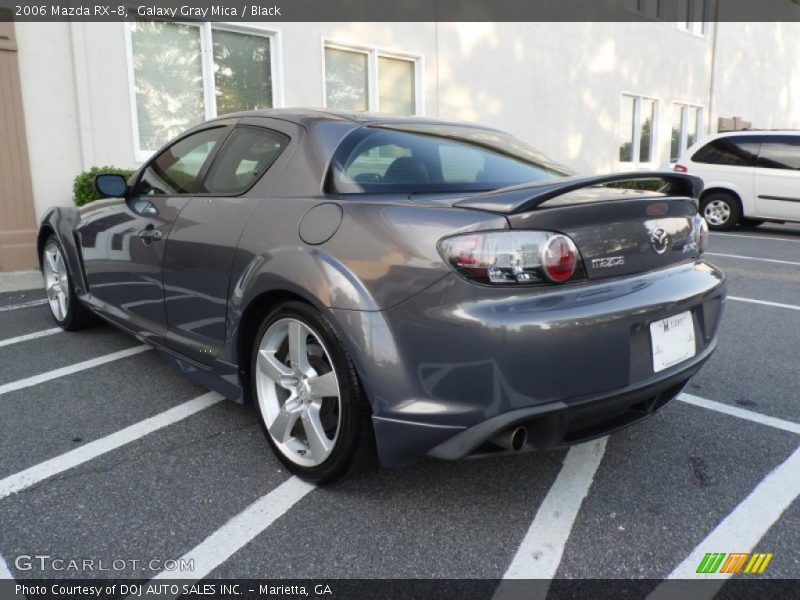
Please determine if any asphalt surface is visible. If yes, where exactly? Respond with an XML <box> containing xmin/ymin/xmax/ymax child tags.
<box><xmin>0</xmin><ymin>224</ymin><xmax>798</xmax><ymax>588</ymax></box>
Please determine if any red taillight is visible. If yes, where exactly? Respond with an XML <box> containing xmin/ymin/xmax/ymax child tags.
<box><xmin>450</xmin><ymin>234</ymin><xmax>486</xmax><ymax>276</ymax></box>
<box><xmin>438</xmin><ymin>231</ymin><xmax>583</xmax><ymax>285</ymax></box>
<box><xmin>674</xmin><ymin>164</ymin><xmax>688</xmax><ymax>173</ymax></box>
<box><xmin>541</xmin><ymin>235</ymin><xmax>577</xmax><ymax>282</ymax></box>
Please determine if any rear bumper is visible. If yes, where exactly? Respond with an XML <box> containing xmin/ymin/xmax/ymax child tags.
<box><xmin>332</xmin><ymin>260</ymin><xmax>726</xmax><ymax>468</ymax></box>
<box><xmin>426</xmin><ymin>338</ymin><xmax>714</xmax><ymax>460</ymax></box>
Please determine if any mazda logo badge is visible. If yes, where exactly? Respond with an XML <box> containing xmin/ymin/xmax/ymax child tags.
<box><xmin>651</xmin><ymin>228</ymin><xmax>669</xmax><ymax>255</ymax></box>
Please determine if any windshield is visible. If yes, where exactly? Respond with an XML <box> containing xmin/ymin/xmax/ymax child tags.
<box><xmin>329</xmin><ymin>124</ymin><xmax>575</xmax><ymax>194</ymax></box>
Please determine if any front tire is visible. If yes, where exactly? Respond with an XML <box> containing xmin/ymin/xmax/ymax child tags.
<box><xmin>700</xmin><ymin>192</ymin><xmax>741</xmax><ymax>231</ymax></box>
<box><xmin>42</xmin><ymin>235</ymin><xmax>98</xmax><ymax>330</ymax></box>
<box><xmin>251</xmin><ymin>301</ymin><xmax>375</xmax><ymax>484</ymax></box>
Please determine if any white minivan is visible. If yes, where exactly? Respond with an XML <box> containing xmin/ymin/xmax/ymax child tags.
<box><xmin>675</xmin><ymin>131</ymin><xmax>800</xmax><ymax>230</ymax></box>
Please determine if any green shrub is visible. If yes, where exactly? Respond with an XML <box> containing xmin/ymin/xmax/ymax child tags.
<box><xmin>73</xmin><ymin>166</ymin><xmax>135</xmax><ymax>206</ymax></box>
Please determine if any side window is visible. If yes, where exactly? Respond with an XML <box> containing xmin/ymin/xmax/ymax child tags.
<box><xmin>757</xmin><ymin>137</ymin><xmax>800</xmax><ymax>171</ymax></box>
<box><xmin>200</xmin><ymin>127</ymin><xmax>289</xmax><ymax>194</ymax></box>
<box><xmin>691</xmin><ymin>137</ymin><xmax>760</xmax><ymax>167</ymax></box>
<box><xmin>134</xmin><ymin>127</ymin><xmax>227</xmax><ymax>195</ymax></box>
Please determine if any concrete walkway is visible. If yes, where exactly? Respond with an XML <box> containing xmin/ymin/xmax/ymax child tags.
<box><xmin>0</xmin><ymin>270</ymin><xmax>42</xmax><ymax>293</ymax></box>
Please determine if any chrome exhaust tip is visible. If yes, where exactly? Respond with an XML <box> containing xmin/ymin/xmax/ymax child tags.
<box><xmin>491</xmin><ymin>426</ymin><xmax>527</xmax><ymax>451</ymax></box>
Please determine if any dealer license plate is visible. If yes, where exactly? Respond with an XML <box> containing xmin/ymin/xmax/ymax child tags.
<box><xmin>649</xmin><ymin>311</ymin><xmax>696</xmax><ymax>373</ymax></box>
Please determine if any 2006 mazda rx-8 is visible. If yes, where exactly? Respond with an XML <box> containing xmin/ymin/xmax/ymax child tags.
<box><xmin>38</xmin><ymin>109</ymin><xmax>726</xmax><ymax>482</ymax></box>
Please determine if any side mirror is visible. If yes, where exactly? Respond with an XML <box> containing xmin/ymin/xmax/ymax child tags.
<box><xmin>94</xmin><ymin>173</ymin><xmax>129</xmax><ymax>198</ymax></box>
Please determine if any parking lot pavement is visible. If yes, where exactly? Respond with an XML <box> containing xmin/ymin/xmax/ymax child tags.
<box><xmin>0</xmin><ymin>351</ymin><xmax>207</xmax><ymax>478</ymax></box>
<box><xmin>687</xmin><ymin>301</ymin><xmax>800</xmax><ymax>423</ymax></box>
<box><xmin>556</xmin><ymin>409</ymin><xmax>798</xmax><ymax>579</ymax></box>
<box><xmin>0</xmin><ymin>301</ymin><xmax>53</xmax><ymax>340</ymax></box>
<box><xmin>0</xmin><ymin>224</ymin><xmax>798</xmax><ymax>587</ymax></box>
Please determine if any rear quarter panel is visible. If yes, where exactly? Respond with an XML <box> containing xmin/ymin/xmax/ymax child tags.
<box><xmin>224</xmin><ymin>199</ymin><xmax>508</xmax><ymax>403</ymax></box>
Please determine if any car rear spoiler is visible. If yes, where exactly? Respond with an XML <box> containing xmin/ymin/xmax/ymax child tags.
<box><xmin>453</xmin><ymin>171</ymin><xmax>704</xmax><ymax>214</ymax></box>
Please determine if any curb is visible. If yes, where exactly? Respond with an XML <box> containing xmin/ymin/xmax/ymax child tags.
<box><xmin>0</xmin><ymin>270</ymin><xmax>43</xmax><ymax>294</ymax></box>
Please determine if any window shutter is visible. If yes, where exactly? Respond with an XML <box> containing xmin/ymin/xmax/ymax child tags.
<box><xmin>131</xmin><ymin>22</ymin><xmax>205</xmax><ymax>151</ymax></box>
<box><xmin>213</xmin><ymin>29</ymin><xmax>273</xmax><ymax>116</ymax></box>
<box><xmin>325</xmin><ymin>47</ymin><xmax>368</xmax><ymax>112</ymax></box>
<box><xmin>377</xmin><ymin>56</ymin><xmax>415</xmax><ymax>116</ymax></box>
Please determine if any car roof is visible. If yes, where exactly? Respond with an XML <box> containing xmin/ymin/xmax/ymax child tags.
<box><xmin>206</xmin><ymin>107</ymin><xmax>505</xmax><ymax>132</ymax></box>
<box><xmin>709</xmin><ymin>129</ymin><xmax>800</xmax><ymax>138</ymax></box>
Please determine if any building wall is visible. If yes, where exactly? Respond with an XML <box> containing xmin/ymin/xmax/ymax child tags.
<box><xmin>13</xmin><ymin>20</ymin><xmax>799</xmax><ymax>223</ymax></box>
<box><xmin>15</xmin><ymin>23</ymin><xmax>83</xmax><ymax>223</ymax></box>
<box><xmin>435</xmin><ymin>21</ymin><xmax>713</xmax><ymax>174</ymax></box>
<box><xmin>711</xmin><ymin>21</ymin><xmax>800</xmax><ymax>130</ymax></box>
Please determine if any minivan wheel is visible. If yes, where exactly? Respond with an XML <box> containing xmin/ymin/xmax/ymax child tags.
<box><xmin>700</xmin><ymin>192</ymin><xmax>741</xmax><ymax>231</ymax></box>
<box><xmin>251</xmin><ymin>301</ymin><xmax>375</xmax><ymax>484</ymax></box>
<box><xmin>42</xmin><ymin>235</ymin><xmax>98</xmax><ymax>330</ymax></box>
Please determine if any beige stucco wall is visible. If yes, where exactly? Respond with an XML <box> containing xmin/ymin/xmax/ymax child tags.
<box><xmin>15</xmin><ymin>22</ymin><xmax>83</xmax><ymax>220</ymax></box>
<box><xmin>435</xmin><ymin>22</ymin><xmax>714</xmax><ymax>173</ymax></box>
<box><xmin>14</xmin><ymin>21</ymin><xmax>800</xmax><ymax>220</ymax></box>
<box><xmin>711</xmin><ymin>21</ymin><xmax>800</xmax><ymax>130</ymax></box>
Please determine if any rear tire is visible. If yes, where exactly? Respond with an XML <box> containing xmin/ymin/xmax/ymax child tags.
<box><xmin>251</xmin><ymin>301</ymin><xmax>375</xmax><ymax>484</ymax></box>
<box><xmin>42</xmin><ymin>235</ymin><xmax>99</xmax><ymax>330</ymax></box>
<box><xmin>700</xmin><ymin>192</ymin><xmax>741</xmax><ymax>231</ymax></box>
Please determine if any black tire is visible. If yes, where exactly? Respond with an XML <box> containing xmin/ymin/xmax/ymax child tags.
<box><xmin>41</xmin><ymin>234</ymin><xmax>99</xmax><ymax>331</ymax></box>
<box><xmin>251</xmin><ymin>301</ymin><xmax>375</xmax><ymax>484</ymax></box>
<box><xmin>700</xmin><ymin>192</ymin><xmax>741</xmax><ymax>231</ymax></box>
<box><xmin>740</xmin><ymin>218</ymin><xmax>765</xmax><ymax>228</ymax></box>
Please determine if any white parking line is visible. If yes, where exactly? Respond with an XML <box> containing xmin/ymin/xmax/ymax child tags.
<box><xmin>494</xmin><ymin>438</ymin><xmax>607</xmax><ymax>599</ymax></box>
<box><xmin>706</xmin><ymin>252</ymin><xmax>800</xmax><ymax>267</ymax></box>
<box><xmin>0</xmin><ymin>392</ymin><xmax>223</xmax><ymax>500</ymax></box>
<box><xmin>0</xmin><ymin>553</ymin><xmax>12</xmax><ymax>580</ymax></box>
<box><xmin>0</xmin><ymin>345</ymin><xmax>150</xmax><ymax>397</ymax></box>
<box><xmin>711</xmin><ymin>232</ymin><xmax>800</xmax><ymax>244</ymax></box>
<box><xmin>0</xmin><ymin>328</ymin><xmax>62</xmax><ymax>349</ymax></box>
<box><xmin>0</xmin><ymin>299</ymin><xmax>48</xmax><ymax>313</ymax></box>
<box><xmin>678</xmin><ymin>393</ymin><xmax>800</xmax><ymax>435</ymax></box>
<box><xmin>150</xmin><ymin>476</ymin><xmax>315</xmax><ymax>585</ymax></box>
<box><xmin>649</xmin><ymin>445</ymin><xmax>800</xmax><ymax>599</ymax></box>
<box><xmin>728</xmin><ymin>295</ymin><xmax>800</xmax><ymax>312</ymax></box>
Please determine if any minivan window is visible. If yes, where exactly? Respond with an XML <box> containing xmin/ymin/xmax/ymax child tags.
<box><xmin>330</xmin><ymin>126</ymin><xmax>574</xmax><ymax>194</ymax></box>
<box><xmin>757</xmin><ymin>136</ymin><xmax>800</xmax><ymax>171</ymax></box>
<box><xmin>135</xmin><ymin>127</ymin><xmax>227</xmax><ymax>196</ymax></box>
<box><xmin>200</xmin><ymin>126</ymin><xmax>289</xmax><ymax>194</ymax></box>
<box><xmin>691</xmin><ymin>136</ymin><xmax>760</xmax><ymax>167</ymax></box>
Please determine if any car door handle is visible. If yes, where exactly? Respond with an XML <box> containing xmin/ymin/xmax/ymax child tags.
<box><xmin>137</xmin><ymin>227</ymin><xmax>162</xmax><ymax>242</ymax></box>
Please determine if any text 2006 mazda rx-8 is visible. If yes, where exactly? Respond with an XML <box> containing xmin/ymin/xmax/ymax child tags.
<box><xmin>38</xmin><ymin>109</ymin><xmax>725</xmax><ymax>482</ymax></box>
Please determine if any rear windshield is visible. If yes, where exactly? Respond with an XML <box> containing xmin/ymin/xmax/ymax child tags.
<box><xmin>329</xmin><ymin>124</ymin><xmax>574</xmax><ymax>194</ymax></box>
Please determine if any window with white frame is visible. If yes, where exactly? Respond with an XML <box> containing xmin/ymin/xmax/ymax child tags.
<box><xmin>677</xmin><ymin>0</ymin><xmax>709</xmax><ymax>35</ymax></box>
<box><xmin>128</xmin><ymin>22</ymin><xmax>278</xmax><ymax>158</ymax></box>
<box><xmin>324</xmin><ymin>43</ymin><xmax>421</xmax><ymax>116</ymax></box>
<box><xmin>619</xmin><ymin>94</ymin><xmax>657</xmax><ymax>164</ymax></box>
<box><xmin>670</xmin><ymin>104</ymin><xmax>703</xmax><ymax>162</ymax></box>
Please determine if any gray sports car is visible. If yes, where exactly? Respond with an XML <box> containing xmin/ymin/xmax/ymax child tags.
<box><xmin>38</xmin><ymin>109</ymin><xmax>725</xmax><ymax>482</ymax></box>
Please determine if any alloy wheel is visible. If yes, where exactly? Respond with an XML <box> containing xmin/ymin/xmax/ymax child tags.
<box><xmin>43</xmin><ymin>241</ymin><xmax>70</xmax><ymax>322</ymax></box>
<box><xmin>255</xmin><ymin>317</ymin><xmax>342</xmax><ymax>467</ymax></box>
